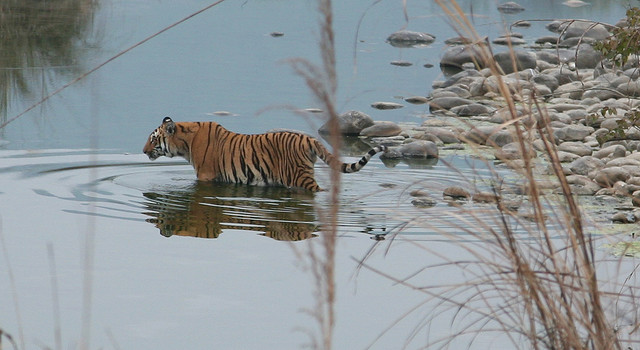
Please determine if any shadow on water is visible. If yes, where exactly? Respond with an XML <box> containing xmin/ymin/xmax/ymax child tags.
<box><xmin>142</xmin><ymin>181</ymin><xmax>319</xmax><ymax>241</ymax></box>
<box><xmin>0</xmin><ymin>0</ymin><xmax>99</xmax><ymax>117</ymax></box>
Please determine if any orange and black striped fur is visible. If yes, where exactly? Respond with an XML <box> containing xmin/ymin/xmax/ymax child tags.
<box><xmin>143</xmin><ymin>117</ymin><xmax>387</xmax><ymax>192</ymax></box>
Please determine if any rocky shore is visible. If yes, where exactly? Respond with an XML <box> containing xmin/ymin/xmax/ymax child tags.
<box><xmin>321</xmin><ymin>16</ymin><xmax>640</xmax><ymax>226</ymax></box>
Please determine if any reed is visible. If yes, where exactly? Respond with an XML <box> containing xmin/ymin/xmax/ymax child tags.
<box><xmin>290</xmin><ymin>0</ymin><xmax>340</xmax><ymax>348</ymax></box>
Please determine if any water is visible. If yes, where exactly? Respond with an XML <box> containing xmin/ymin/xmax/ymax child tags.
<box><xmin>0</xmin><ymin>0</ymin><xmax>632</xmax><ymax>349</ymax></box>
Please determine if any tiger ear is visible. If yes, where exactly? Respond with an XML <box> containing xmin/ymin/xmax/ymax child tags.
<box><xmin>163</xmin><ymin>117</ymin><xmax>176</xmax><ymax>135</ymax></box>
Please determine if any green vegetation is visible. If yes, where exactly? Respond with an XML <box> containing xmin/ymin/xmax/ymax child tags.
<box><xmin>592</xmin><ymin>7</ymin><xmax>640</xmax><ymax>144</ymax></box>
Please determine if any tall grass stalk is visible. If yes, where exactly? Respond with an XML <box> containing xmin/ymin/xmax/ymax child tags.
<box><xmin>290</xmin><ymin>0</ymin><xmax>340</xmax><ymax>348</ymax></box>
<box><xmin>356</xmin><ymin>0</ymin><xmax>637</xmax><ymax>348</ymax></box>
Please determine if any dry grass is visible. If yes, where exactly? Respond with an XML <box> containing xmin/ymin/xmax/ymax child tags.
<box><xmin>291</xmin><ymin>0</ymin><xmax>340</xmax><ymax>349</ymax></box>
<box><xmin>351</xmin><ymin>0</ymin><xmax>640</xmax><ymax>349</ymax></box>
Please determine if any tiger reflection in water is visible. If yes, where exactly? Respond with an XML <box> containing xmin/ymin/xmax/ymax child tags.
<box><xmin>142</xmin><ymin>182</ymin><xmax>318</xmax><ymax>241</ymax></box>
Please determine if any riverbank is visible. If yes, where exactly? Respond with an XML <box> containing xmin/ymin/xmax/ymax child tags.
<box><xmin>323</xmin><ymin>16</ymin><xmax>640</xmax><ymax>229</ymax></box>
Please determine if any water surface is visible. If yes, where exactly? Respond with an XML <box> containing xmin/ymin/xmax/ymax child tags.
<box><xmin>0</xmin><ymin>0</ymin><xmax>632</xmax><ymax>349</ymax></box>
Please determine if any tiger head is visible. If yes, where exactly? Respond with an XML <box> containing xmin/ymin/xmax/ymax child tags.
<box><xmin>143</xmin><ymin>117</ymin><xmax>179</xmax><ymax>160</ymax></box>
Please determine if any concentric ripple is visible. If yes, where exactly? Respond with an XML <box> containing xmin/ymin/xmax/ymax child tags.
<box><xmin>0</xmin><ymin>149</ymin><xmax>550</xmax><ymax>242</ymax></box>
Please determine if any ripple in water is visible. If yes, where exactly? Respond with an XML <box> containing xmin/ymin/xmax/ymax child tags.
<box><xmin>1</xmin><ymin>150</ymin><xmax>551</xmax><ymax>242</ymax></box>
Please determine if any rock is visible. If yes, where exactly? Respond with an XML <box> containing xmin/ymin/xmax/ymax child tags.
<box><xmin>593</xmin><ymin>144</ymin><xmax>627</xmax><ymax>159</ymax></box>
<box><xmin>440</xmin><ymin>44</ymin><xmax>489</xmax><ymax>70</ymax></box>
<box><xmin>563</xmin><ymin>0</ymin><xmax>590</xmax><ymax>7</ymax></box>
<box><xmin>533</xmin><ymin>74</ymin><xmax>560</xmax><ymax>91</ymax></box>
<box><xmin>318</xmin><ymin>110</ymin><xmax>374</xmax><ymax>135</ymax></box>
<box><xmin>613</xmin><ymin>181</ymin><xmax>632</xmax><ymax>196</ymax></box>
<box><xmin>450</xmin><ymin>103</ymin><xmax>494</xmax><ymax>116</ymax></box>
<box><xmin>411</xmin><ymin>197</ymin><xmax>437</xmax><ymax>208</ymax></box>
<box><xmin>492</xmin><ymin>36</ymin><xmax>526</xmax><ymax>46</ymax></box>
<box><xmin>398</xmin><ymin>140</ymin><xmax>439</xmax><ymax>158</ymax></box>
<box><xmin>386</xmin><ymin>30</ymin><xmax>436</xmax><ymax>48</ymax></box>
<box><xmin>472</xmin><ymin>191</ymin><xmax>500</xmax><ymax>203</ymax></box>
<box><xmin>605</xmin><ymin>158</ymin><xmax>640</xmax><ymax>168</ymax></box>
<box><xmin>513</xmin><ymin>20</ymin><xmax>531</xmax><ymax>28</ymax></box>
<box><xmin>371</xmin><ymin>101</ymin><xmax>404</xmax><ymax>110</ymax></box>
<box><xmin>404</xmin><ymin>96</ymin><xmax>429</xmax><ymax>104</ymax></box>
<box><xmin>574</xmin><ymin>44</ymin><xmax>604</xmax><ymax>69</ymax></box>
<box><xmin>611</xmin><ymin>212</ymin><xmax>636</xmax><ymax>224</ymax></box>
<box><xmin>549</xmin><ymin>103</ymin><xmax>585</xmax><ymax>113</ymax></box>
<box><xmin>359</xmin><ymin>121</ymin><xmax>402</xmax><ymax>137</ymax></box>
<box><xmin>569</xmin><ymin>156</ymin><xmax>605</xmax><ymax>176</ymax></box>
<box><xmin>594</xmin><ymin>166</ymin><xmax>631</xmax><ymax>187</ymax></box>
<box><xmin>488</xmin><ymin>130</ymin><xmax>514</xmax><ymax>147</ymax></box>
<box><xmin>390</xmin><ymin>60</ymin><xmax>413</xmax><ymax>67</ymax></box>
<box><xmin>379</xmin><ymin>147</ymin><xmax>403</xmax><ymax>159</ymax></box>
<box><xmin>428</xmin><ymin>97</ymin><xmax>473</xmax><ymax>111</ymax></box>
<box><xmin>536</xmin><ymin>36</ymin><xmax>560</xmax><ymax>45</ymax></box>
<box><xmin>443</xmin><ymin>186</ymin><xmax>471</xmax><ymax>199</ymax></box>
<box><xmin>496</xmin><ymin>142</ymin><xmax>537</xmax><ymax>160</ymax></box>
<box><xmin>440</xmin><ymin>69</ymin><xmax>483</xmax><ymax>88</ymax></box>
<box><xmin>558</xmin><ymin>141</ymin><xmax>592</xmax><ymax>156</ymax></box>
<box><xmin>444</xmin><ymin>36</ymin><xmax>472</xmax><ymax>45</ymax></box>
<box><xmin>463</xmin><ymin>125</ymin><xmax>500</xmax><ymax>144</ymax></box>
<box><xmin>557</xmin><ymin>151</ymin><xmax>581</xmax><ymax>162</ymax></box>
<box><xmin>493</xmin><ymin>50</ymin><xmax>537</xmax><ymax>74</ymax></box>
<box><xmin>582</xmin><ymin>88</ymin><xmax>622</xmax><ymax>100</ymax></box>
<box><xmin>370</xmin><ymin>135</ymin><xmax>405</xmax><ymax>147</ymax></box>
<box><xmin>420</xmin><ymin>127</ymin><xmax>459</xmax><ymax>144</ymax></box>
<box><xmin>410</xmin><ymin>189</ymin><xmax>431</xmax><ymax>197</ymax></box>
<box><xmin>565</xmin><ymin>174</ymin><xmax>601</xmax><ymax>195</ymax></box>
<box><xmin>553</xmin><ymin>124</ymin><xmax>594</xmax><ymax>141</ymax></box>
<box><xmin>617</xmin><ymin>81</ymin><xmax>640</xmax><ymax>97</ymax></box>
<box><xmin>497</xmin><ymin>1</ymin><xmax>525</xmax><ymax>14</ymax></box>
<box><xmin>632</xmin><ymin>190</ymin><xmax>640</xmax><ymax>207</ymax></box>
<box><xmin>561</xmin><ymin>21</ymin><xmax>611</xmax><ymax>41</ymax></box>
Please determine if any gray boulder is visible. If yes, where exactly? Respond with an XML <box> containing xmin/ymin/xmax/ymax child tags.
<box><xmin>450</xmin><ymin>103</ymin><xmax>494</xmax><ymax>116</ymax></box>
<box><xmin>569</xmin><ymin>156</ymin><xmax>604</xmax><ymax>176</ymax></box>
<box><xmin>553</xmin><ymin>124</ymin><xmax>594</xmax><ymax>141</ymax></box>
<box><xmin>318</xmin><ymin>110</ymin><xmax>374</xmax><ymax>135</ymax></box>
<box><xmin>429</xmin><ymin>96</ymin><xmax>473</xmax><ymax>111</ymax></box>
<box><xmin>594</xmin><ymin>166</ymin><xmax>631</xmax><ymax>187</ymax></box>
<box><xmin>359</xmin><ymin>121</ymin><xmax>402</xmax><ymax>137</ymax></box>
<box><xmin>493</xmin><ymin>50</ymin><xmax>537</xmax><ymax>74</ymax></box>
<box><xmin>560</xmin><ymin>21</ymin><xmax>611</xmax><ymax>41</ymax></box>
<box><xmin>398</xmin><ymin>140</ymin><xmax>439</xmax><ymax>158</ymax></box>
<box><xmin>440</xmin><ymin>44</ymin><xmax>489</xmax><ymax>70</ymax></box>
<box><xmin>558</xmin><ymin>141</ymin><xmax>592</xmax><ymax>156</ymax></box>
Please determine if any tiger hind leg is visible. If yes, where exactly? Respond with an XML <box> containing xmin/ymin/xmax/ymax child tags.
<box><xmin>292</xmin><ymin>168</ymin><xmax>323</xmax><ymax>192</ymax></box>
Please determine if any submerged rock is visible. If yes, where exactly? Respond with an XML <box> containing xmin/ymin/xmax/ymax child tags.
<box><xmin>497</xmin><ymin>1</ymin><xmax>525</xmax><ymax>14</ymax></box>
<box><xmin>371</xmin><ymin>101</ymin><xmax>404</xmax><ymax>110</ymax></box>
<box><xmin>443</xmin><ymin>186</ymin><xmax>471</xmax><ymax>200</ymax></box>
<box><xmin>398</xmin><ymin>140</ymin><xmax>439</xmax><ymax>158</ymax></box>
<box><xmin>411</xmin><ymin>197</ymin><xmax>437</xmax><ymax>208</ymax></box>
<box><xmin>386</xmin><ymin>30</ymin><xmax>435</xmax><ymax>48</ymax></box>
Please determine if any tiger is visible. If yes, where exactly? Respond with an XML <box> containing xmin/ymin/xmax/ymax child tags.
<box><xmin>143</xmin><ymin>117</ymin><xmax>387</xmax><ymax>192</ymax></box>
